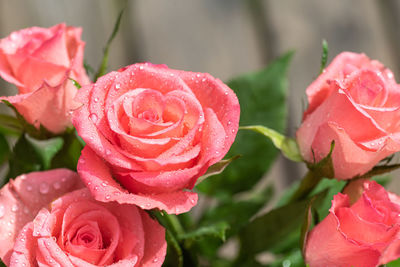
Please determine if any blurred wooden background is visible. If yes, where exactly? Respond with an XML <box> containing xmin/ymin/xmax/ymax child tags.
<box><xmin>1</xmin><ymin>0</ymin><xmax>400</xmax><ymax>191</ymax></box>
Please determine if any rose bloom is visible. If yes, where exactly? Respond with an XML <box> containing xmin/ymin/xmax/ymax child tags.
<box><xmin>0</xmin><ymin>169</ymin><xmax>166</xmax><ymax>266</ymax></box>
<box><xmin>0</xmin><ymin>23</ymin><xmax>90</xmax><ymax>133</ymax></box>
<box><xmin>296</xmin><ymin>52</ymin><xmax>400</xmax><ymax>179</ymax></box>
<box><xmin>73</xmin><ymin>63</ymin><xmax>240</xmax><ymax>214</ymax></box>
<box><xmin>305</xmin><ymin>180</ymin><xmax>400</xmax><ymax>267</ymax></box>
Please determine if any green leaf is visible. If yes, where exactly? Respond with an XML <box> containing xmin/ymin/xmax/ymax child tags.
<box><xmin>94</xmin><ymin>9</ymin><xmax>124</xmax><ymax>81</ymax></box>
<box><xmin>0</xmin><ymin>114</ymin><xmax>23</xmax><ymax>136</ymax></box>
<box><xmin>25</xmin><ymin>134</ymin><xmax>63</xmax><ymax>169</ymax></box>
<box><xmin>6</xmin><ymin>134</ymin><xmax>41</xmax><ymax>182</ymax></box>
<box><xmin>197</xmin><ymin>52</ymin><xmax>293</xmax><ymax>196</ymax></box>
<box><xmin>237</xmin><ymin>188</ymin><xmax>328</xmax><ymax>261</ymax></box>
<box><xmin>6</xmin><ymin>134</ymin><xmax>64</xmax><ymax>182</ymax></box>
<box><xmin>240</xmin><ymin>125</ymin><xmax>302</xmax><ymax>162</ymax></box>
<box><xmin>320</xmin><ymin>39</ymin><xmax>328</xmax><ymax>74</ymax></box>
<box><xmin>179</xmin><ymin>222</ymin><xmax>229</xmax><ymax>242</ymax></box>
<box><xmin>51</xmin><ymin>129</ymin><xmax>84</xmax><ymax>170</ymax></box>
<box><xmin>195</xmin><ymin>155</ymin><xmax>241</xmax><ymax>185</ymax></box>
<box><xmin>199</xmin><ymin>185</ymin><xmax>274</xmax><ymax>237</ymax></box>
<box><xmin>0</xmin><ymin>259</ymin><xmax>6</xmax><ymax>267</ymax></box>
<box><xmin>0</xmin><ymin>133</ymin><xmax>10</xmax><ymax>166</ymax></box>
<box><xmin>68</xmin><ymin>78</ymin><xmax>82</xmax><ymax>89</ymax></box>
<box><xmin>388</xmin><ymin>258</ymin><xmax>400</xmax><ymax>266</ymax></box>
<box><xmin>357</xmin><ymin>164</ymin><xmax>400</xmax><ymax>179</ymax></box>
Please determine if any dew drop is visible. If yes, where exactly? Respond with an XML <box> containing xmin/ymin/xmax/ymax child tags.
<box><xmin>139</xmin><ymin>66</ymin><xmax>144</xmax><ymax>70</ymax></box>
<box><xmin>190</xmin><ymin>198</ymin><xmax>196</xmax><ymax>204</ymax></box>
<box><xmin>153</xmin><ymin>258</ymin><xmax>159</xmax><ymax>263</ymax></box>
<box><xmin>26</xmin><ymin>185</ymin><xmax>33</xmax><ymax>192</ymax></box>
<box><xmin>227</xmin><ymin>121</ymin><xmax>232</xmax><ymax>125</ymax></box>
<box><xmin>145</xmin><ymin>203</ymin><xmax>151</xmax><ymax>208</ymax></box>
<box><xmin>102</xmin><ymin>182</ymin><xmax>108</xmax><ymax>187</ymax></box>
<box><xmin>11</xmin><ymin>204</ymin><xmax>18</xmax><ymax>212</ymax></box>
<box><xmin>53</xmin><ymin>182</ymin><xmax>61</xmax><ymax>190</ymax></box>
<box><xmin>224</xmin><ymin>91</ymin><xmax>228</xmax><ymax>95</ymax></box>
<box><xmin>23</xmin><ymin>207</ymin><xmax>30</xmax><ymax>214</ymax></box>
<box><xmin>20</xmin><ymin>174</ymin><xmax>26</xmax><ymax>180</ymax></box>
<box><xmin>105</xmin><ymin>149</ymin><xmax>112</xmax><ymax>156</ymax></box>
<box><xmin>39</xmin><ymin>183</ymin><xmax>49</xmax><ymax>194</ymax></box>
<box><xmin>0</xmin><ymin>205</ymin><xmax>5</xmax><ymax>218</ymax></box>
<box><xmin>115</xmin><ymin>83</ymin><xmax>121</xmax><ymax>89</ymax></box>
<box><xmin>105</xmin><ymin>195</ymin><xmax>111</xmax><ymax>200</ymax></box>
<box><xmin>94</xmin><ymin>97</ymin><xmax>99</xmax><ymax>103</ymax></box>
<box><xmin>231</xmin><ymin>129</ymin><xmax>236</xmax><ymax>133</ymax></box>
<box><xmin>89</xmin><ymin>113</ymin><xmax>98</xmax><ymax>123</ymax></box>
<box><xmin>94</xmin><ymin>186</ymin><xmax>99</xmax><ymax>191</ymax></box>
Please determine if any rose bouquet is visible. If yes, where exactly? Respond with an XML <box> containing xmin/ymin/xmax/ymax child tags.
<box><xmin>0</xmin><ymin>13</ymin><xmax>400</xmax><ymax>267</ymax></box>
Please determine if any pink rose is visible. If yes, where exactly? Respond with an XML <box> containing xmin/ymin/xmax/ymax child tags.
<box><xmin>296</xmin><ymin>52</ymin><xmax>400</xmax><ymax>179</ymax></box>
<box><xmin>0</xmin><ymin>23</ymin><xmax>91</xmax><ymax>133</ymax></box>
<box><xmin>0</xmin><ymin>169</ymin><xmax>166</xmax><ymax>266</ymax></box>
<box><xmin>305</xmin><ymin>180</ymin><xmax>400</xmax><ymax>267</ymax></box>
<box><xmin>73</xmin><ymin>63</ymin><xmax>240</xmax><ymax>214</ymax></box>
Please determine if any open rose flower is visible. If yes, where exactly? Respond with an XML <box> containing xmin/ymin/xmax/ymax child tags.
<box><xmin>0</xmin><ymin>23</ymin><xmax>90</xmax><ymax>133</ymax></box>
<box><xmin>296</xmin><ymin>52</ymin><xmax>400</xmax><ymax>179</ymax></box>
<box><xmin>73</xmin><ymin>63</ymin><xmax>240</xmax><ymax>214</ymax></box>
<box><xmin>305</xmin><ymin>180</ymin><xmax>400</xmax><ymax>267</ymax></box>
<box><xmin>0</xmin><ymin>169</ymin><xmax>166</xmax><ymax>266</ymax></box>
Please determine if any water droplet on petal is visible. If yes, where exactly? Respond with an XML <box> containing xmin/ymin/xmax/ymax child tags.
<box><xmin>53</xmin><ymin>182</ymin><xmax>61</xmax><ymax>190</ymax></box>
<box><xmin>26</xmin><ymin>185</ymin><xmax>33</xmax><ymax>192</ymax></box>
<box><xmin>227</xmin><ymin>121</ymin><xmax>232</xmax><ymax>125</ymax></box>
<box><xmin>23</xmin><ymin>207</ymin><xmax>30</xmax><ymax>214</ymax></box>
<box><xmin>89</xmin><ymin>113</ymin><xmax>98</xmax><ymax>123</ymax></box>
<box><xmin>94</xmin><ymin>97</ymin><xmax>99</xmax><ymax>103</ymax></box>
<box><xmin>139</xmin><ymin>66</ymin><xmax>144</xmax><ymax>70</ymax></box>
<box><xmin>105</xmin><ymin>195</ymin><xmax>111</xmax><ymax>200</ymax></box>
<box><xmin>20</xmin><ymin>174</ymin><xmax>26</xmax><ymax>180</ymax></box>
<box><xmin>0</xmin><ymin>205</ymin><xmax>5</xmax><ymax>218</ymax></box>
<box><xmin>11</xmin><ymin>204</ymin><xmax>18</xmax><ymax>212</ymax></box>
<box><xmin>153</xmin><ymin>258</ymin><xmax>159</xmax><ymax>263</ymax></box>
<box><xmin>105</xmin><ymin>149</ymin><xmax>112</xmax><ymax>156</ymax></box>
<box><xmin>39</xmin><ymin>183</ymin><xmax>49</xmax><ymax>194</ymax></box>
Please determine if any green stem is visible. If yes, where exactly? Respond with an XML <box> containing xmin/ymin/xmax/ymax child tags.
<box><xmin>289</xmin><ymin>170</ymin><xmax>323</xmax><ymax>203</ymax></box>
<box><xmin>164</xmin><ymin>213</ymin><xmax>185</xmax><ymax>237</ymax></box>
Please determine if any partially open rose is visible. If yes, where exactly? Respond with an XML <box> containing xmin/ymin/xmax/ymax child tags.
<box><xmin>305</xmin><ymin>180</ymin><xmax>400</xmax><ymax>267</ymax></box>
<box><xmin>297</xmin><ymin>52</ymin><xmax>400</xmax><ymax>179</ymax></box>
<box><xmin>0</xmin><ymin>169</ymin><xmax>166</xmax><ymax>266</ymax></box>
<box><xmin>0</xmin><ymin>23</ymin><xmax>90</xmax><ymax>133</ymax></box>
<box><xmin>73</xmin><ymin>63</ymin><xmax>240</xmax><ymax>214</ymax></box>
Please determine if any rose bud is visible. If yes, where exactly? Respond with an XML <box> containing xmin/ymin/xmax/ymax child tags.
<box><xmin>297</xmin><ymin>52</ymin><xmax>400</xmax><ymax>179</ymax></box>
<box><xmin>0</xmin><ymin>23</ymin><xmax>91</xmax><ymax>133</ymax></box>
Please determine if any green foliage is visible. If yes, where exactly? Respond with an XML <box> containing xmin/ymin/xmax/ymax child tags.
<box><xmin>196</xmin><ymin>155</ymin><xmax>241</xmax><ymax>186</ymax></box>
<box><xmin>0</xmin><ymin>133</ymin><xmax>10</xmax><ymax>166</ymax></box>
<box><xmin>240</xmin><ymin>125</ymin><xmax>302</xmax><ymax>162</ymax></box>
<box><xmin>320</xmin><ymin>39</ymin><xmax>329</xmax><ymax>73</ymax></box>
<box><xmin>6</xmin><ymin>134</ymin><xmax>63</xmax><ymax>182</ymax></box>
<box><xmin>68</xmin><ymin>78</ymin><xmax>82</xmax><ymax>89</ymax></box>
<box><xmin>198</xmin><ymin>52</ymin><xmax>293</xmax><ymax>197</ymax></box>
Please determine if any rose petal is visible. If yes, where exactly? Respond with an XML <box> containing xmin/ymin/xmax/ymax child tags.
<box><xmin>77</xmin><ymin>147</ymin><xmax>198</xmax><ymax>214</ymax></box>
<box><xmin>1</xmin><ymin>76</ymin><xmax>79</xmax><ymax>133</ymax></box>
